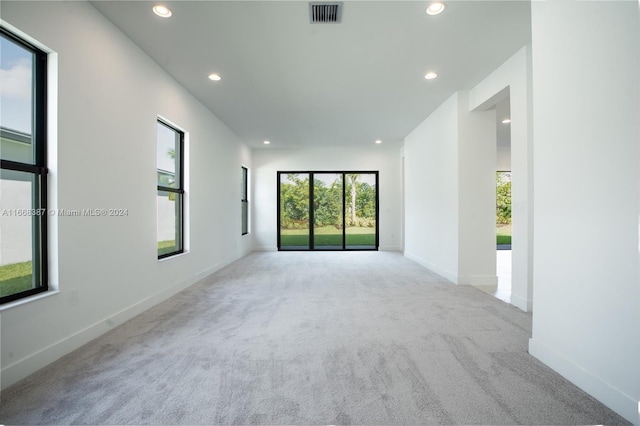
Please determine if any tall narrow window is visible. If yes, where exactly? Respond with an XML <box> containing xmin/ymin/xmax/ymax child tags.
<box><xmin>0</xmin><ymin>28</ymin><xmax>48</xmax><ymax>304</ymax></box>
<box><xmin>157</xmin><ymin>120</ymin><xmax>184</xmax><ymax>258</ymax></box>
<box><xmin>241</xmin><ymin>166</ymin><xmax>249</xmax><ymax>235</ymax></box>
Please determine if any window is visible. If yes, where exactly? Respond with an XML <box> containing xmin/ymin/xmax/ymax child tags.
<box><xmin>277</xmin><ymin>171</ymin><xmax>379</xmax><ymax>251</ymax></box>
<box><xmin>0</xmin><ymin>28</ymin><xmax>48</xmax><ymax>304</ymax></box>
<box><xmin>241</xmin><ymin>166</ymin><xmax>248</xmax><ymax>235</ymax></box>
<box><xmin>157</xmin><ymin>120</ymin><xmax>184</xmax><ymax>258</ymax></box>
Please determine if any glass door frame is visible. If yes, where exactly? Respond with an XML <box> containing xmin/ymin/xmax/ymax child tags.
<box><xmin>277</xmin><ymin>170</ymin><xmax>379</xmax><ymax>251</ymax></box>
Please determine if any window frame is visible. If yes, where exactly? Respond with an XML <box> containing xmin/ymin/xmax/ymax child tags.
<box><xmin>276</xmin><ymin>170</ymin><xmax>379</xmax><ymax>251</ymax></box>
<box><xmin>241</xmin><ymin>166</ymin><xmax>249</xmax><ymax>235</ymax></box>
<box><xmin>156</xmin><ymin>119</ymin><xmax>185</xmax><ymax>259</ymax></box>
<box><xmin>0</xmin><ymin>27</ymin><xmax>48</xmax><ymax>304</ymax></box>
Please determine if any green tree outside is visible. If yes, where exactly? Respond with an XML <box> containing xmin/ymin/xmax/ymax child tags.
<box><xmin>280</xmin><ymin>174</ymin><xmax>310</xmax><ymax>229</ymax></box>
<box><xmin>496</xmin><ymin>171</ymin><xmax>512</xmax><ymax>245</ymax></box>
<box><xmin>496</xmin><ymin>172</ymin><xmax>511</xmax><ymax>224</ymax></box>
<box><xmin>280</xmin><ymin>174</ymin><xmax>376</xmax><ymax>229</ymax></box>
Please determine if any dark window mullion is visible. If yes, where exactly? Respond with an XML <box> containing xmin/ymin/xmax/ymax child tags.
<box><xmin>309</xmin><ymin>173</ymin><xmax>315</xmax><ymax>250</ymax></box>
<box><xmin>157</xmin><ymin>186</ymin><xmax>184</xmax><ymax>194</ymax></box>
<box><xmin>34</xmin><ymin>48</ymin><xmax>47</xmax><ymax>167</ymax></box>
<box><xmin>276</xmin><ymin>172</ymin><xmax>281</xmax><ymax>249</ymax></box>
<box><xmin>342</xmin><ymin>172</ymin><xmax>346</xmax><ymax>250</ymax></box>
<box><xmin>0</xmin><ymin>287</ymin><xmax>49</xmax><ymax>304</ymax></box>
<box><xmin>0</xmin><ymin>160</ymin><xmax>43</xmax><ymax>174</ymax></box>
<box><xmin>177</xmin><ymin>131</ymin><xmax>184</xmax><ymax>189</ymax></box>
<box><xmin>176</xmin><ymin>192</ymin><xmax>184</xmax><ymax>252</ymax></box>
<box><xmin>375</xmin><ymin>172</ymin><xmax>380</xmax><ymax>249</ymax></box>
<box><xmin>39</xmin><ymin>168</ymin><xmax>48</xmax><ymax>287</ymax></box>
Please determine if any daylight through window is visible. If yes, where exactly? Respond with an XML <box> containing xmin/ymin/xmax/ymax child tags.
<box><xmin>0</xmin><ymin>27</ymin><xmax>48</xmax><ymax>304</ymax></box>
<box><xmin>157</xmin><ymin>120</ymin><xmax>184</xmax><ymax>258</ymax></box>
<box><xmin>241</xmin><ymin>166</ymin><xmax>248</xmax><ymax>235</ymax></box>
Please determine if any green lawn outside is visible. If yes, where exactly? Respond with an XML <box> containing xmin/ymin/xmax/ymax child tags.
<box><xmin>0</xmin><ymin>261</ymin><xmax>33</xmax><ymax>297</ymax></box>
<box><xmin>281</xmin><ymin>226</ymin><xmax>376</xmax><ymax>247</ymax></box>
<box><xmin>158</xmin><ymin>240</ymin><xmax>177</xmax><ymax>256</ymax></box>
<box><xmin>497</xmin><ymin>223</ymin><xmax>512</xmax><ymax>245</ymax></box>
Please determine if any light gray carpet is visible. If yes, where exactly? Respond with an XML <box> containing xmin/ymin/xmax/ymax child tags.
<box><xmin>0</xmin><ymin>251</ymin><xmax>629</xmax><ymax>425</ymax></box>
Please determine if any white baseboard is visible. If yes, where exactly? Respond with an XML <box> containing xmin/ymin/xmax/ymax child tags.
<box><xmin>457</xmin><ymin>274</ymin><xmax>498</xmax><ymax>286</ymax></box>
<box><xmin>1</xmin><ymin>256</ymin><xmax>240</xmax><ymax>390</ymax></box>
<box><xmin>403</xmin><ymin>254</ymin><xmax>497</xmax><ymax>288</ymax></box>
<box><xmin>403</xmin><ymin>251</ymin><xmax>457</xmax><ymax>284</ymax></box>
<box><xmin>510</xmin><ymin>292</ymin><xmax>532</xmax><ymax>312</ymax></box>
<box><xmin>254</xmin><ymin>245</ymin><xmax>277</xmax><ymax>251</ymax></box>
<box><xmin>379</xmin><ymin>245</ymin><xmax>402</xmax><ymax>252</ymax></box>
<box><xmin>529</xmin><ymin>338</ymin><xmax>638</xmax><ymax>424</ymax></box>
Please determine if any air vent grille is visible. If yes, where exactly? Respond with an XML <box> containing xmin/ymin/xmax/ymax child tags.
<box><xmin>310</xmin><ymin>2</ymin><xmax>342</xmax><ymax>23</ymax></box>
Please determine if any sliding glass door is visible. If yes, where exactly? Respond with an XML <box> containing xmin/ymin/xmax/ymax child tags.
<box><xmin>278</xmin><ymin>171</ymin><xmax>378</xmax><ymax>251</ymax></box>
<box><xmin>345</xmin><ymin>173</ymin><xmax>377</xmax><ymax>249</ymax></box>
<box><xmin>313</xmin><ymin>173</ymin><xmax>343</xmax><ymax>249</ymax></box>
<box><xmin>279</xmin><ymin>173</ymin><xmax>310</xmax><ymax>249</ymax></box>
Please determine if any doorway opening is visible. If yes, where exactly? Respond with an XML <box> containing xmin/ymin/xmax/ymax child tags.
<box><xmin>496</xmin><ymin>171</ymin><xmax>512</xmax><ymax>250</ymax></box>
<box><xmin>495</xmin><ymin>96</ymin><xmax>512</xmax><ymax>303</ymax></box>
<box><xmin>277</xmin><ymin>171</ymin><xmax>379</xmax><ymax>251</ymax></box>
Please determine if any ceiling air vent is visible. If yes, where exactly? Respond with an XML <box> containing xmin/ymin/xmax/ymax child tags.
<box><xmin>309</xmin><ymin>2</ymin><xmax>342</xmax><ymax>23</ymax></box>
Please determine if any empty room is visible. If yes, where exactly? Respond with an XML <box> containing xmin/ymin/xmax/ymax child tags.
<box><xmin>0</xmin><ymin>0</ymin><xmax>638</xmax><ymax>424</ymax></box>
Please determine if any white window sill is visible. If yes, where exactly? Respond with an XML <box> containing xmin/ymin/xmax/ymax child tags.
<box><xmin>0</xmin><ymin>290</ymin><xmax>60</xmax><ymax>312</ymax></box>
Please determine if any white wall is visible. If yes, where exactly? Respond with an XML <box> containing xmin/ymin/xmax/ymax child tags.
<box><xmin>252</xmin><ymin>146</ymin><xmax>402</xmax><ymax>252</ymax></box>
<box><xmin>528</xmin><ymin>1</ymin><xmax>639</xmax><ymax>423</ymax></box>
<box><xmin>495</xmin><ymin>97</ymin><xmax>512</xmax><ymax>171</ymax></box>
<box><xmin>404</xmin><ymin>94</ymin><xmax>459</xmax><ymax>282</ymax></box>
<box><xmin>496</xmin><ymin>146</ymin><xmax>511</xmax><ymax>172</ymax></box>
<box><xmin>469</xmin><ymin>45</ymin><xmax>534</xmax><ymax>311</ymax></box>
<box><xmin>0</xmin><ymin>1</ymin><xmax>252</xmax><ymax>389</ymax></box>
<box><xmin>457</xmin><ymin>92</ymin><xmax>496</xmax><ymax>286</ymax></box>
<box><xmin>404</xmin><ymin>91</ymin><xmax>496</xmax><ymax>286</ymax></box>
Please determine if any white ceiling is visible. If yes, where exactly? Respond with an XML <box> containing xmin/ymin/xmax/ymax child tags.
<box><xmin>91</xmin><ymin>1</ymin><xmax>531</xmax><ymax>148</ymax></box>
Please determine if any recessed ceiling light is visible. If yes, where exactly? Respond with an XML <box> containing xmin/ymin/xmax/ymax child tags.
<box><xmin>426</xmin><ymin>2</ymin><xmax>445</xmax><ymax>15</ymax></box>
<box><xmin>502</xmin><ymin>118</ymin><xmax>511</xmax><ymax>124</ymax></box>
<box><xmin>424</xmin><ymin>72</ymin><xmax>438</xmax><ymax>80</ymax></box>
<box><xmin>375</xmin><ymin>140</ymin><xmax>382</xmax><ymax>144</ymax></box>
<box><xmin>208</xmin><ymin>73</ymin><xmax>221</xmax><ymax>81</ymax></box>
<box><xmin>263</xmin><ymin>140</ymin><xmax>271</xmax><ymax>145</ymax></box>
<box><xmin>152</xmin><ymin>5</ymin><xmax>172</xmax><ymax>18</ymax></box>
